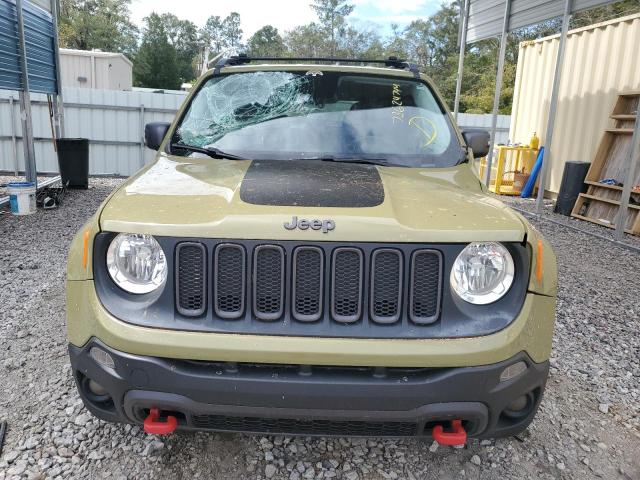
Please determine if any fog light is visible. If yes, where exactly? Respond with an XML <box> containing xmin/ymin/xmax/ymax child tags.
<box><xmin>499</xmin><ymin>361</ymin><xmax>527</xmax><ymax>382</ymax></box>
<box><xmin>89</xmin><ymin>347</ymin><xmax>115</xmax><ymax>370</ymax></box>
<box><xmin>88</xmin><ymin>379</ymin><xmax>108</xmax><ymax>396</ymax></box>
<box><xmin>506</xmin><ymin>395</ymin><xmax>529</xmax><ymax>412</ymax></box>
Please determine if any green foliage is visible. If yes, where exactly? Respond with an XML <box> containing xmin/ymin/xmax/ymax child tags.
<box><xmin>201</xmin><ymin>16</ymin><xmax>225</xmax><ymax>54</ymax></box>
<box><xmin>202</xmin><ymin>12</ymin><xmax>243</xmax><ymax>55</ymax></box>
<box><xmin>58</xmin><ymin>0</ymin><xmax>137</xmax><ymax>56</ymax></box>
<box><xmin>310</xmin><ymin>0</ymin><xmax>355</xmax><ymax>55</ymax></box>
<box><xmin>223</xmin><ymin>13</ymin><xmax>243</xmax><ymax>50</ymax></box>
<box><xmin>247</xmin><ymin>26</ymin><xmax>285</xmax><ymax>57</ymax></box>
<box><xmin>158</xmin><ymin>13</ymin><xmax>199</xmax><ymax>83</ymax></box>
<box><xmin>133</xmin><ymin>13</ymin><xmax>181</xmax><ymax>90</ymax></box>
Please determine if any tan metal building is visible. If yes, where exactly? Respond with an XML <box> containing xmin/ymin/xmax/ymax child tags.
<box><xmin>509</xmin><ymin>13</ymin><xmax>640</xmax><ymax>194</ymax></box>
<box><xmin>59</xmin><ymin>49</ymin><xmax>133</xmax><ymax>91</ymax></box>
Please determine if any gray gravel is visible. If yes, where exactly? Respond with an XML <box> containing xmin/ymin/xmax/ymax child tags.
<box><xmin>0</xmin><ymin>178</ymin><xmax>639</xmax><ymax>480</ymax></box>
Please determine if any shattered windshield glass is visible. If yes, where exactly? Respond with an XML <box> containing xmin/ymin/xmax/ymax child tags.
<box><xmin>172</xmin><ymin>70</ymin><xmax>463</xmax><ymax>167</ymax></box>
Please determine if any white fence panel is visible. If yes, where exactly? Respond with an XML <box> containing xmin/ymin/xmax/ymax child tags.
<box><xmin>0</xmin><ymin>88</ymin><xmax>187</xmax><ymax>177</ymax></box>
<box><xmin>457</xmin><ymin>113</ymin><xmax>511</xmax><ymax>145</ymax></box>
<box><xmin>0</xmin><ymin>88</ymin><xmax>509</xmax><ymax>177</ymax></box>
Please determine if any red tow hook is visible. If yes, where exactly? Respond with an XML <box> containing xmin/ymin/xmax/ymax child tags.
<box><xmin>432</xmin><ymin>419</ymin><xmax>467</xmax><ymax>446</ymax></box>
<box><xmin>143</xmin><ymin>408</ymin><xmax>178</xmax><ymax>435</ymax></box>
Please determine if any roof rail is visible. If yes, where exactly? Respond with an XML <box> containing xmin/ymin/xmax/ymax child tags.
<box><xmin>212</xmin><ymin>54</ymin><xmax>420</xmax><ymax>78</ymax></box>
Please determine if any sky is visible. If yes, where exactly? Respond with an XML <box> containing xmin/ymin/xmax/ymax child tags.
<box><xmin>129</xmin><ymin>0</ymin><xmax>442</xmax><ymax>39</ymax></box>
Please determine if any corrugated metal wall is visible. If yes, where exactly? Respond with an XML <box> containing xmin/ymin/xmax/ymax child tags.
<box><xmin>510</xmin><ymin>13</ymin><xmax>640</xmax><ymax>194</ymax></box>
<box><xmin>0</xmin><ymin>87</ymin><xmax>508</xmax><ymax>177</ymax></box>
<box><xmin>0</xmin><ymin>0</ymin><xmax>58</xmax><ymax>94</ymax></box>
<box><xmin>0</xmin><ymin>87</ymin><xmax>187</xmax><ymax>176</ymax></box>
<box><xmin>467</xmin><ymin>0</ymin><xmax>620</xmax><ymax>43</ymax></box>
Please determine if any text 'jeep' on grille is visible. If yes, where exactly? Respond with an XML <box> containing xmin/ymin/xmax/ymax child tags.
<box><xmin>67</xmin><ymin>56</ymin><xmax>557</xmax><ymax>442</ymax></box>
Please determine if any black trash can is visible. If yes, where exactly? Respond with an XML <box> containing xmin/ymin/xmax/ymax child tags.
<box><xmin>554</xmin><ymin>161</ymin><xmax>590</xmax><ymax>216</ymax></box>
<box><xmin>56</xmin><ymin>138</ymin><xmax>89</xmax><ymax>189</ymax></box>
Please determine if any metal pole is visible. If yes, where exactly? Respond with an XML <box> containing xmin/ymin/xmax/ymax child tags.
<box><xmin>536</xmin><ymin>0</ymin><xmax>572</xmax><ymax>213</ymax></box>
<box><xmin>453</xmin><ymin>0</ymin><xmax>470</xmax><ymax>121</ymax></box>
<box><xmin>484</xmin><ymin>0</ymin><xmax>511</xmax><ymax>186</ymax></box>
<box><xmin>16</xmin><ymin>0</ymin><xmax>37</xmax><ymax>186</ymax></box>
<box><xmin>51</xmin><ymin>0</ymin><xmax>65</xmax><ymax>138</ymax></box>
<box><xmin>139</xmin><ymin>104</ymin><xmax>145</xmax><ymax>167</ymax></box>
<box><xmin>615</xmin><ymin>110</ymin><xmax>640</xmax><ymax>239</ymax></box>
<box><xmin>9</xmin><ymin>95</ymin><xmax>18</xmax><ymax>176</ymax></box>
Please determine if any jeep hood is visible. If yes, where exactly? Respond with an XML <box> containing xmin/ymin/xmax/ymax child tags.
<box><xmin>99</xmin><ymin>155</ymin><xmax>526</xmax><ymax>243</ymax></box>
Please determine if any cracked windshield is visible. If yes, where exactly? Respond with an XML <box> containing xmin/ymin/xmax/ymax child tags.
<box><xmin>172</xmin><ymin>70</ymin><xmax>461</xmax><ymax>167</ymax></box>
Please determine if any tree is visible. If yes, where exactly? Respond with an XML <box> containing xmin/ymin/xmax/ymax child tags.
<box><xmin>133</xmin><ymin>13</ymin><xmax>181</xmax><ymax>90</ymax></box>
<box><xmin>309</xmin><ymin>0</ymin><xmax>355</xmax><ymax>55</ymax></box>
<box><xmin>58</xmin><ymin>0</ymin><xmax>137</xmax><ymax>56</ymax></box>
<box><xmin>201</xmin><ymin>12</ymin><xmax>243</xmax><ymax>55</ymax></box>
<box><xmin>158</xmin><ymin>13</ymin><xmax>199</xmax><ymax>82</ymax></box>
<box><xmin>247</xmin><ymin>26</ymin><xmax>285</xmax><ymax>57</ymax></box>
<box><xmin>201</xmin><ymin>16</ymin><xmax>226</xmax><ymax>54</ymax></box>
<box><xmin>223</xmin><ymin>12</ymin><xmax>243</xmax><ymax>51</ymax></box>
<box><xmin>284</xmin><ymin>24</ymin><xmax>324</xmax><ymax>57</ymax></box>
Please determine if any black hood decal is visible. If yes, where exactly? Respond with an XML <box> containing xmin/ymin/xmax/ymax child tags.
<box><xmin>240</xmin><ymin>160</ymin><xmax>385</xmax><ymax>208</ymax></box>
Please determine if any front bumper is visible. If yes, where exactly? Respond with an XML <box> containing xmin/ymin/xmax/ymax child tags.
<box><xmin>70</xmin><ymin>339</ymin><xmax>549</xmax><ymax>438</ymax></box>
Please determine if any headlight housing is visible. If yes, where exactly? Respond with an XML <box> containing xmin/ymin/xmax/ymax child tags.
<box><xmin>106</xmin><ymin>233</ymin><xmax>167</xmax><ymax>294</ymax></box>
<box><xmin>450</xmin><ymin>242</ymin><xmax>514</xmax><ymax>305</ymax></box>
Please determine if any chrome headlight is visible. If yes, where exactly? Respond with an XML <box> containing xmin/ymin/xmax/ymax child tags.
<box><xmin>106</xmin><ymin>233</ymin><xmax>167</xmax><ymax>294</ymax></box>
<box><xmin>450</xmin><ymin>242</ymin><xmax>514</xmax><ymax>305</ymax></box>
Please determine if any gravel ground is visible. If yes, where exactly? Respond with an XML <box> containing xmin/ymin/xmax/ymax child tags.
<box><xmin>0</xmin><ymin>178</ymin><xmax>638</xmax><ymax>480</ymax></box>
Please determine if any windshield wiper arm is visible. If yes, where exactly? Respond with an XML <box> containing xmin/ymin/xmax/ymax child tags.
<box><xmin>170</xmin><ymin>143</ymin><xmax>247</xmax><ymax>160</ymax></box>
<box><xmin>310</xmin><ymin>156</ymin><xmax>389</xmax><ymax>166</ymax></box>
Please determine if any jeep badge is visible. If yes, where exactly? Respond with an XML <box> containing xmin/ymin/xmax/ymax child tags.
<box><xmin>284</xmin><ymin>216</ymin><xmax>335</xmax><ymax>233</ymax></box>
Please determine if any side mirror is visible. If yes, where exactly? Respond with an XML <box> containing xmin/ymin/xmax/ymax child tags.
<box><xmin>145</xmin><ymin>122</ymin><xmax>171</xmax><ymax>150</ymax></box>
<box><xmin>461</xmin><ymin>129</ymin><xmax>490</xmax><ymax>158</ymax></box>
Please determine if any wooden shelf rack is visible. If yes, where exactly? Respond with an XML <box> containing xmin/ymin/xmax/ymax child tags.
<box><xmin>571</xmin><ymin>92</ymin><xmax>640</xmax><ymax>235</ymax></box>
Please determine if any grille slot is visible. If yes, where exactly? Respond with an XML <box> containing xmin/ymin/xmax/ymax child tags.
<box><xmin>331</xmin><ymin>248</ymin><xmax>363</xmax><ymax>323</ymax></box>
<box><xmin>410</xmin><ymin>250</ymin><xmax>442</xmax><ymax>324</ymax></box>
<box><xmin>214</xmin><ymin>244</ymin><xmax>246</xmax><ymax>319</ymax></box>
<box><xmin>370</xmin><ymin>249</ymin><xmax>403</xmax><ymax>324</ymax></box>
<box><xmin>175</xmin><ymin>242</ymin><xmax>206</xmax><ymax>317</ymax></box>
<box><xmin>191</xmin><ymin>414</ymin><xmax>417</xmax><ymax>436</ymax></box>
<box><xmin>253</xmin><ymin>245</ymin><xmax>285</xmax><ymax>320</ymax></box>
<box><xmin>292</xmin><ymin>247</ymin><xmax>323</xmax><ymax>322</ymax></box>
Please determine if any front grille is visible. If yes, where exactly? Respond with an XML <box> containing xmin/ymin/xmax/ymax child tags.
<box><xmin>292</xmin><ymin>247</ymin><xmax>323</xmax><ymax>321</ymax></box>
<box><xmin>370</xmin><ymin>249</ymin><xmax>402</xmax><ymax>323</ymax></box>
<box><xmin>331</xmin><ymin>248</ymin><xmax>363</xmax><ymax>323</ymax></box>
<box><xmin>253</xmin><ymin>245</ymin><xmax>285</xmax><ymax>320</ymax></box>
<box><xmin>410</xmin><ymin>250</ymin><xmax>442</xmax><ymax>324</ymax></box>
<box><xmin>191</xmin><ymin>414</ymin><xmax>417</xmax><ymax>436</ymax></box>
<box><xmin>175</xmin><ymin>243</ymin><xmax>206</xmax><ymax>316</ymax></box>
<box><xmin>214</xmin><ymin>244</ymin><xmax>245</xmax><ymax>319</ymax></box>
<box><xmin>174</xmin><ymin>240</ymin><xmax>445</xmax><ymax>336</ymax></box>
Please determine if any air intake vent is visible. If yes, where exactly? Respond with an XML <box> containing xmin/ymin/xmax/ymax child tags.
<box><xmin>292</xmin><ymin>247</ymin><xmax>323</xmax><ymax>322</ymax></box>
<box><xmin>214</xmin><ymin>244</ymin><xmax>246</xmax><ymax>319</ymax></box>
<box><xmin>370</xmin><ymin>249</ymin><xmax>402</xmax><ymax>323</ymax></box>
<box><xmin>175</xmin><ymin>242</ymin><xmax>206</xmax><ymax>316</ymax></box>
<box><xmin>191</xmin><ymin>414</ymin><xmax>418</xmax><ymax>436</ymax></box>
<box><xmin>331</xmin><ymin>248</ymin><xmax>363</xmax><ymax>323</ymax></box>
<box><xmin>253</xmin><ymin>245</ymin><xmax>285</xmax><ymax>320</ymax></box>
<box><xmin>410</xmin><ymin>250</ymin><xmax>442</xmax><ymax>324</ymax></box>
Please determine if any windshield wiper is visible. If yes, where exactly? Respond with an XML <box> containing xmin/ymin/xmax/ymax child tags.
<box><xmin>306</xmin><ymin>156</ymin><xmax>389</xmax><ymax>166</ymax></box>
<box><xmin>170</xmin><ymin>143</ymin><xmax>247</xmax><ymax>160</ymax></box>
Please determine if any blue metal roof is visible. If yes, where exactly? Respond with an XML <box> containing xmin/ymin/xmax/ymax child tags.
<box><xmin>0</xmin><ymin>0</ymin><xmax>57</xmax><ymax>93</ymax></box>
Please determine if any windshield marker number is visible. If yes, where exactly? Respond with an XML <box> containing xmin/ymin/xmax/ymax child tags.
<box><xmin>391</xmin><ymin>84</ymin><xmax>404</xmax><ymax>124</ymax></box>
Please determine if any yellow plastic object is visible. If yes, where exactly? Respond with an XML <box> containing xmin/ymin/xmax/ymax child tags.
<box><xmin>479</xmin><ymin>145</ymin><xmax>539</xmax><ymax>195</ymax></box>
<box><xmin>530</xmin><ymin>132</ymin><xmax>540</xmax><ymax>150</ymax></box>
